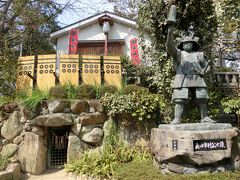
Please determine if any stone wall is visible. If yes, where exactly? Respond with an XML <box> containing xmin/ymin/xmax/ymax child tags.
<box><xmin>0</xmin><ymin>99</ymin><xmax>107</xmax><ymax>175</ymax></box>
<box><xmin>0</xmin><ymin>99</ymin><xmax>157</xmax><ymax>175</ymax></box>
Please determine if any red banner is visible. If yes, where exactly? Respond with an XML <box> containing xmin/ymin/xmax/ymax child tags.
<box><xmin>69</xmin><ymin>29</ymin><xmax>79</xmax><ymax>54</ymax></box>
<box><xmin>130</xmin><ymin>38</ymin><xmax>140</xmax><ymax>65</ymax></box>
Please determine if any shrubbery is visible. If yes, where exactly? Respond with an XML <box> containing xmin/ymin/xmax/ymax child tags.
<box><xmin>99</xmin><ymin>85</ymin><xmax>118</xmax><ymax>98</ymax></box>
<box><xmin>101</xmin><ymin>91</ymin><xmax>166</xmax><ymax>122</ymax></box>
<box><xmin>49</xmin><ymin>85</ymin><xmax>68</xmax><ymax>99</ymax></box>
<box><xmin>222</xmin><ymin>95</ymin><xmax>240</xmax><ymax>116</ymax></box>
<box><xmin>124</xmin><ymin>84</ymin><xmax>149</xmax><ymax>95</ymax></box>
<box><xmin>75</xmin><ymin>84</ymin><xmax>96</xmax><ymax>99</ymax></box>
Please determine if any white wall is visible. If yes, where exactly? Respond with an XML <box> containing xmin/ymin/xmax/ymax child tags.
<box><xmin>56</xmin><ymin>21</ymin><xmax>141</xmax><ymax>59</ymax></box>
<box><xmin>56</xmin><ymin>35</ymin><xmax>69</xmax><ymax>54</ymax></box>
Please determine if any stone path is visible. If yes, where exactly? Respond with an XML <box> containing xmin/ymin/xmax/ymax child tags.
<box><xmin>22</xmin><ymin>168</ymin><xmax>76</xmax><ymax>180</ymax></box>
<box><xmin>22</xmin><ymin>168</ymin><xmax>98</xmax><ymax>180</ymax></box>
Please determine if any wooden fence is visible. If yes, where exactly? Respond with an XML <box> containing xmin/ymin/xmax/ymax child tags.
<box><xmin>16</xmin><ymin>54</ymin><xmax>122</xmax><ymax>91</ymax></box>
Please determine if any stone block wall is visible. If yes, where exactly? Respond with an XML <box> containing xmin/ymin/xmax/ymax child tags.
<box><xmin>0</xmin><ymin>99</ymin><xmax>157</xmax><ymax>176</ymax></box>
<box><xmin>0</xmin><ymin>99</ymin><xmax>107</xmax><ymax>175</ymax></box>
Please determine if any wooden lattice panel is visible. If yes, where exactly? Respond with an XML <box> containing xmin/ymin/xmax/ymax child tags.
<box><xmin>59</xmin><ymin>54</ymin><xmax>79</xmax><ymax>86</ymax></box>
<box><xmin>82</xmin><ymin>55</ymin><xmax>101</xmax><ymax>86</ymax></box>
<box><xmin>16</xmin><ymin>56</ymin><xmax>35</xmax><ymax>91</ymax></box>
<box><xmin>104</xmin><ymin>56</ymin><xmax>122</xmax><ymax>89</ymax></box>
<box><xmin>37</xmin><ymin>54</ymin><xmax>56</xmax><ymax>91</ymax></box>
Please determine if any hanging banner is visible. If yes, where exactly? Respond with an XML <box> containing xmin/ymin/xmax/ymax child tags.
<box><xmin>69</xmin><ymin>29</ymin><xmax>79</xmax><ymax>54</ymax></box>
<box><xmin>130</xmin><ymin>38</ymin><xmax>140</xmax><ymax>65</ymax></box>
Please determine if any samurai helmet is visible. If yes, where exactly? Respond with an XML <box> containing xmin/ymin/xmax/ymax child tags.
<box><xmin>177</xmin><ymin>23</ymin><xmax>200</xmax><ymax>51</ymax></box>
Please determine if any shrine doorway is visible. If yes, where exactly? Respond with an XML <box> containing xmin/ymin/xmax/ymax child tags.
<box><xmin>47</xmin><ymin>126</ymin><xmax>70</xmax><ymax>168</ymax></box>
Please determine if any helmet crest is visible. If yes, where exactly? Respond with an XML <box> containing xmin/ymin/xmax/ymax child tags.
<box><xmin>177</xmin><ymin>23</ymin><xmax>200</xmax><ymax>51</ymax></box>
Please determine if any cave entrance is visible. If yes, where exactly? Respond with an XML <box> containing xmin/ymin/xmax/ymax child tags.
<box><xmin>47</xmin><ymin>126</ymin><xmax>70</xmax><ymax>168</ymax></box>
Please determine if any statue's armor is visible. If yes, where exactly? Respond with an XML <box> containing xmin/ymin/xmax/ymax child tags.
<box><xmin>172</xmin><ymin>50</ymin><xmax>207</xmax><ymax>88</ymax></box>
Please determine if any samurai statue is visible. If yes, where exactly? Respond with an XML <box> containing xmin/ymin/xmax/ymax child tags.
<box><xmin>166</xmin><ymin>5</ymin><xmax>215</xmax><ymax>124</ymax></box>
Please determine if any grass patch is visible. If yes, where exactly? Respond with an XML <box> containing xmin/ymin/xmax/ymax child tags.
<box><xmin>65</xmin><ymin>145</ymin><xmax>151</xmax><ymax>179</ymax></box>
<box><xmin>19</xmin><ymin>88</ymin><xmax>49</xmax><ymax>112</ymax></box>
<box><xmin>113</xmin><ymin>159</ymin><xmax>240</xmax><ymax>180</ymax></box>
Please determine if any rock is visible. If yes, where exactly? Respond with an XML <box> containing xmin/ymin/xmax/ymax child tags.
<box><xmin>183</xmin><ymin>167</ymin><xmax>198</xmax><ymax>174</ymax></box>
<box><xmin>0</xmin><ymin>111</ymin><xmax>11</xmax><ymax>122</ymax></box>
<box><xmin>67</xmin><ymin>134</ymin><xmax>83</xmax><ymax>163</ymax></box>
<box><xmin>48</xmin><ymin>100</ymin><xmax>71</xmax><ymax>113</ymax></box>
<box><xmin>161</xmin><ymin>168</ymin><xmax>171</xmax><ymax>175</ymax></box>
<box><xmin>71</xmin><ymin>100</ymin><xmax>90</xmax><ymax>115</ymax></box>
<box><xmin>1</xmin><ymin>111</ymin><xmax>23</xmax><ymax>141</ymax></box>
<box><xmin>0</xmin><ymin>163</ymin><xmax>21</xmax><ymax>180</ymax></box>
<box><xmin>79</xmin><ymin>112</ymin><xmax>106</xmax><ymax>126</ymax></box>
<box><xmin>10</xmin><ymin>154</ymin><xmax>18</xmax><ymax>163</ymax></box>
<box><xmin>0</xmin><ymin>170</ymin><xmax>12</xmax><ymax>180</ymax></box>
<box><xmin>0</xmin><ymin>144</ymin><xmax>18</xmax><ymax>158</ymax></box>
<box><xmin>158</xmin><ymin>123</ymin><xmax>233</xmax><ymax>131</ymax></box>
<box><xmin>0</xmin><ymin>138</ymin><xmax>3</xmax><ymax>151</ymax></box>
<box><xmin>31</xmin><ymin>126</ymin><xmax>44</xmax><ymax>136</ymax></box>
<box><xmin>13</xmin><ymin>136</ymin><xmax>23</xmax><ymax>145</ymax></box>
<box><xmin>166</xmin><ymin>163</ymin><xmax>198</xmax><ymax>174</ymax></box>
<box><xmin>88</xmin><ymin>100</ymin><xmax>104</xmax><ymax>112</ymax></box>
<box><xmin>116</xmin><ymin>113</ymin><xmax>156</xmax><ymax>147</ymax></box>
<box><xmin>150</xmin><ymin>123</ymin><xmax>239</xmax><ymax>166</ymax></box>
<box><xmin>81</xmin><ymin>128</ymin><xmax>104</xmax><ymax>146</ymax></box>
<box><xmin>20</xmin><ymin>116</ymin><xmax>26</xmax><ymax>124</ymax></box>
<box><xmin>40</xmin><ymin>108</ymin><xmax>49</xmax><ymax>115</ymax></box>
<box><xmin>24</xmin><ymin>123</ymin><xmax>32</xmax><ymax>131</ymax></box>
<box><xmin>20</xmin><ymin>104</ymin><xmax>42</xmax><ymax>120</ymax></box>
<box><xmin>2</xmin><ymin>139</ymin><xmax>9</xmax><ymax>146</ymax></box>
<box><xmin>167</xmin><ymin>163</ymin><xmax>185</xmax><ymax>174</ymax></box>
<box><xmin>235</xmin><ymin>160</ymin><xmax>240</xmax><ymax>170</ymax></box>
<box><xmin>216</xmin><ymin>166</ymin><xmax>225</xmax><ymax>172</ymax></box>
<box><xmin>31</xmin><ymin>113</ymin><xmax>77</xmax><ymax>127</ymax></box>
<box><xmin>80</xmin><ymin>125</ymin><xmax>102</xmax><ymax>137</ymax></box>
<box><xmin>40</xmin><ymin>101</ymin><xmax>49</xmax><ymax>115</ymax></box>
<box><xmin>18</xmin><ymin>132</ymin><xmax>47</xmax><ymax>174</ymax></box>
<box><xmin>3</xmin><ymin>103</ymin><xmax>18</xmax><ymax>113</ymax></box>
<box><xmin>67</xmin><ymin>133</ymin><xmax>93</xmax><ymax>163</ymax></box>
<box><xmin>7</xmin><ymin>163</ymin><xmax>21</xmax><ymax>180</ymax></box>
<box><xmin>71</xmin><ymin>123</ymin><xmax>82</xmax><ymax>136</ymax></box>
<box><xmin>89</xmin><ymin>107</ymin><xmax>95</xmax><ymax>113</ymax></box>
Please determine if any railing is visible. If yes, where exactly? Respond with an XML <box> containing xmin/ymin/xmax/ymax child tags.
<box><xmin>214</xmin><ymin>72</ymin><xmax>240</xmax><ymax>89</ymax></box>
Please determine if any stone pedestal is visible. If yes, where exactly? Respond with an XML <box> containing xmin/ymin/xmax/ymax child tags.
<box><xmin>150</xmin><ymin>123</ymin><xmax>240</xmax><ymax>174</ymax></box>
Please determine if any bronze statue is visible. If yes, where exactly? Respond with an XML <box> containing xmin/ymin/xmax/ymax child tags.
<box><xmin>166</xmin><ymin>5</ymin><xmax>215</xmax><ymax>124</ymax></box>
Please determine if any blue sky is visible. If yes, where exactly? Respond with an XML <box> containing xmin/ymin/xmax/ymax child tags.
<box><xmin>56</xmin><ymin>0</ymin><xmax>114</xmax><ymax>27</ymax></box>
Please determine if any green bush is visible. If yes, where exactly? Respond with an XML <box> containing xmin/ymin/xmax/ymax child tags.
<box><xmin>222</xmin><ymin>96</ymin><xmax>240</xmax><ymax>115</ymax></box>
<box><xmin>101</xmin><ymin>92</ymin><xmax>165</xmax><ymax>121</ymax></box>
<box><xmin>65</xmin><ymin>144</ymin><xmax>151</xmax><ymax>179</ymax></box>
<box><xmin>75</xmin><ymin>84</ymin><xmax>96</xmax><ymax>99</ymax></box>
<box><xmin>49</xmin><ymin>85</ymin><xmax>68</xmax><ymax>99</ymax></box>
<box><xmin>64</xmin><ymin>83</ymin><xmax>77</xmax><ymax>100</ymax></box>
<box><xmin>124</xmin><ymin>84</ymin><xmax>149</xmax><ymax>95</ymax></box>
<box><xmin>99</xmin><ymin>85</ymin><xmax>118</xmax><ymax>97</ymax></box>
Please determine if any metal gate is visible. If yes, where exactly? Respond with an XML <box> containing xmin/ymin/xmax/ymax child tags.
<box><xmin>48</xmin><ymin>127</ymin><xmax>70</xmax><ymax>168</ymax></box>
